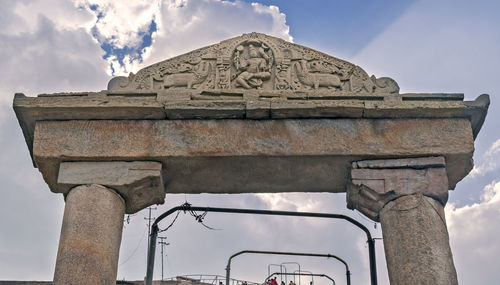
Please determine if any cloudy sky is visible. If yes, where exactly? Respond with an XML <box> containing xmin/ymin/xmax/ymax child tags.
<box><xmin>1</xmin><ymin>0</ymin><xmax>499</xmax><ymax>284</ymax></box>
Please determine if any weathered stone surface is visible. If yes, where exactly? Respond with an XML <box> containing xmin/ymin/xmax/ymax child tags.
<box><xmin>163</xmin><ymin>100</ymin><xmax>246</xmax><ymax>119</ymax></box>
<box><xmin>106</xmin><ymin>33</ymin><xmax>399</xmax><ymax>94</ymax></box>
<box><xmin>347</xmin><ymin>156</ymin><xmax>449</xmax><ymax>220</ymax></box>
<box><xmin>270</xmin><ymin>100</ymin><xmax>364</xmax><ymax>118</ymax></box>
<box><xmin>13</xmin><ymin>93</ymin><xmax>489</xmax><ymax>164</ymax></box>
<box><xmin>245</xmin><ymin>100</ymin><xmax>271</xmax><ymax>119</ymax></box>
<box><xmin>58</xmin><ymin>161</ymin><xmax>164</xmax><ymax>214</ymax></box>
<box><xmin>347</xmin><ymin>157</ymin><xmax>458</xmax><ymax>284</ymax></box>
<box><xmin>351</xmin><ymin>167</ymin><xmax>448</xmax><ymax>201</ymax></box>
<box><xmin>362</xmin><ymin>94</ymin><xmax>490</xmax><ymax>139</ymax></box>
<box><xmin>352</xmin><ymin>156</ymin><xmax>445</xmax><ymax>169</ymax></box>
<box><xmin>400</xmin><ymin>93</ymin><xmax>464</xmax><ymax>101</ymax></box>
<box><xmin>380</xmin><ymin>194</ymin><xmax>458</xmax><ymax>285</ymax></box>
<box><xmin>53</xmin><ymin>184</ymin><xmax>125</xmax><ymax>284</ymax></box>
<box><xmin>33</xmin><ymin>119</ymin><xmax>472</xmax><ymax>195</ymax></box>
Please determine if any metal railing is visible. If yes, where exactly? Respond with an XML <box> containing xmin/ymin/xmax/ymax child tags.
<box><xmin>163</xmin><ymin>274</ymin><xmax>260</xmax><ymax>285</ymax></box>
<box><xmin>279</xmin><ymin>262</ymin><xmax>300</xmax><ymax>285</ymax></box>
<box><xmin>146</xmin><ymin>204</ymin><xmax>377</xmax><ymax>285</ymax></box>
<box><xmin>225</xmin><ymin>250</ymin><xmax>349</xmax><ymax>285</ymax></box>
<box><xmin>265</xmin><ymin>272</ymin><xmax>336</xmax><ymax>285</ymax></box>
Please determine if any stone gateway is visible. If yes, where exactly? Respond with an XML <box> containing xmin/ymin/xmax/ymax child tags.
<box><xmin>13</xmin><ymin>33</ymin><xmax>489</xmax><ymax>284</ymax></box>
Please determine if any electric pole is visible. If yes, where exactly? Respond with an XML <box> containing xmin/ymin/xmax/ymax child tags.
<box><xmin>144</xmin><ymin>206</ymin><xmax>157</xmax><ymax>249</ymax></box>
<box><xmin>158</xmin><ymin>236</ymin><xmax>169</xmax><ymax>281</ymax></box>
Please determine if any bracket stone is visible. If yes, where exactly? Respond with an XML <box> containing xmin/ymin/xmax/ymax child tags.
<box><xmin>346</xmin><ymin>156</ymin><xmax>449</xmax><ymax>221</ymax></box>
<box><xmin>57</xmin><ymin>161</ymin><xmax>164</xmax><ymax>214</ymax></box>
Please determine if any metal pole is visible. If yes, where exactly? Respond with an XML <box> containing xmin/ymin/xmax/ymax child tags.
<box><xmin>158</xmin><ymin>237</ymin><xmax>169</xmax><ymax>281</ymax></box>
<box><xmin>161</xmin><ymin>240</ymin><xmax>164</xmax><ymax>280</ymax></box>
<box><xmin>146</xmin><ymin>205</ymin><xmax>375</xmax><ymax>285</ymax></box>
<box><xmin>146</xmin><ymin>224</ymin><xmax>158</xmax><ymax>285</ymax></box>
<box><xmin>145</xmin><ymin>207</ymin><xmax>157</xmax><ymax>250</ymax></box>
<box><xmin>368</xmin><ymin>238</ymin><xmax>377</xmax><ymax>285</ymax></box>
<box><xmin>225</xmin><ymin>262</ymin><xmax>230</xmax><ymax>285</ymax></box>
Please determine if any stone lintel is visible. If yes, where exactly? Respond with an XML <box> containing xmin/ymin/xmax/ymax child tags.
<box><xmin>347</xmin><ymin>156</ymin><xmax>449</xmax><ymax>221</ymax></box>
<box><xmin>35</xmin><ymin>118</ymin><xmax>473</xmax><ymax>195</ymax></box>
<box><xmin>57</xmin><ymin>161</ymin><xmax>164</xmax><ymax>214</ymax></box>
<box><xmin>13</xmin><ymin>93</ymin><xmax>489</xmax><ymax>165</ymax></box>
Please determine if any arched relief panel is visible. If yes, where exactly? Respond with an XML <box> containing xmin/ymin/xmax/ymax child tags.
<box><xmin>108</xmin><ymin>32</ymin><xmax>399</xmax><ymax>94</ymax></box>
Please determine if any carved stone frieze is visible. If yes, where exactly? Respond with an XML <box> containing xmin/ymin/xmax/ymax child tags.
<box><xmin>107</xmin><ymin>32</ymin><xmax>399</xmax><ymax>94</ymax></box>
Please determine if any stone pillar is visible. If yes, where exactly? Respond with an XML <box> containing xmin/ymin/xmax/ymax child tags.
<box><xmin>53</xmin><ymin>161</ymin><xmax>164</xmax><ymax>284</ymax></box>
<box><xmin>346</xmin><ymin>157</ymin><xmax>458</xmax><ymax>285</ymax></box>
<box><xmin>54</xmin><ymin>184</ymin><xmax>125</xmax><ymax>284</ymax></box>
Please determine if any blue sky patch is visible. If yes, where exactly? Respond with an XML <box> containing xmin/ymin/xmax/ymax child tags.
<box><xmin>86</xmin><ymin>4</ymin><xmax>158</xmax><ymax>75</ymax></box>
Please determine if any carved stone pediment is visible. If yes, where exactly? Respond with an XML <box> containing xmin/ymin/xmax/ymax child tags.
<box><xmin>108</xmin><ymin>33</ymin><xmax>399</xmax><ymax>94</ymax></box>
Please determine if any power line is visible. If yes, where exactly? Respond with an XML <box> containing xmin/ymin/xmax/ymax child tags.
<box><xmin>119</xmin><ymin>226</ymin><xmax>148</xmax><ymax>266</ymax></box>
<box><xmin>145</xmin><ymin>206</ymin><xmax>158</xmax><ymax>267</ymax></box>
<box><xmin>144</xmin><ymin>206</ymin><xmax>158</xmax><ymax>248</ymax></box>
<box><xmin>158</xmin><ymin>236</ymin><xmax>169</xmax><ymax>281</ymax></box>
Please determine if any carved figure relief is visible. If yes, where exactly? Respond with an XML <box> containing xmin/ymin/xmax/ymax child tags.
<box><xmin>232</xmin><ymin>40</ymin><xmax>273</xmax><ymax>89</ymax></box>
<box><xmin>107</xmin><ymin>32</ymin><xmax>399</xmax><ymax>95</ymax></box>
<box><xmin>293</xmin><ymin>60</ymin><xmax>341</xmax><ymax>90</ymax></box>
<box><xmin>162</xmin><ymin>61</ymin><xmax>212</xmax><ymax>89</ymax></box>
<box><xmin>275</xmin><ymin>61</ymin><xmax>291</xmax><ymax>90</ymax></box>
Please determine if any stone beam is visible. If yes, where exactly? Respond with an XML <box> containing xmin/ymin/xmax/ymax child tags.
<box><xmin>33</xmin><ymin>118</ymin><xmax>473</xmax><ymax>195</ymax></box>
<box><xmin>346</xmin><ymin>157</ymin><xmax>458</xmax><ymax>284</ymax></box>
<box><xmin>13</xmin><ymin>93</ymin><xmax>489</xmax><ymax>162</ymax></box>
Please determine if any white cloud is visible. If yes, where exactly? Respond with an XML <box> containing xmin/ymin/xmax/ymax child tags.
<box><xmin>469</xmin><ymin>138</ymin><xmax>500</xmax><ymax>178</ymax></box>
<box><xmin>485</xmin><ymin>139</ymin><xmax>500</xmax><ymax>157</ymax></box>
<box><xmin>76</xmin><ymin>0</ymin><xmax>162</xmax><ymax>48</ymax></box>
<box><xmin>446</xmin><ymin>180</ymin><xmax>500</xmax><ymax>284</ymax></box>
<box><xmin>139</xmin><ymin>0</ymin><xmax>292</xmax><ymax>73</ymax></box>
<box><xmin>7</xmin><ymin>0</ymin><xmax>95</xmax><ymax>35</ymax></box>
<box><xmin>0</xmin><ymin>0</ymin><xmax>109</xmax><ymax>103</ymax></box>
<box><xmin>71</xmin><ymin>0</ymin><xmax>292</xmax><ymax>75</ymax></box>
<box><xmin>0</xmin><ymin>16</ymin><xmax>109</xmax><ymax>102</ymax></box>
<box><xmin>250</xmin><ymin>3</ymin><xmax>292</xmax><ymax>41</ymax></box>
<box><xmin>469</xmin><ymin>162</ymin><xmax>497</xmax><ymax>178</ymax></box>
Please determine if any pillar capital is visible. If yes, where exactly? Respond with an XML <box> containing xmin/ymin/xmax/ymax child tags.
<box><xmin>57</xmin><ymin>161</ymin><xmax>164</xmax><ymax>214</ymax></box>
<box><xmin>346</xmin><ymin>156</ymin><xmax>449</xmax><ymax>221</ymax></box>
